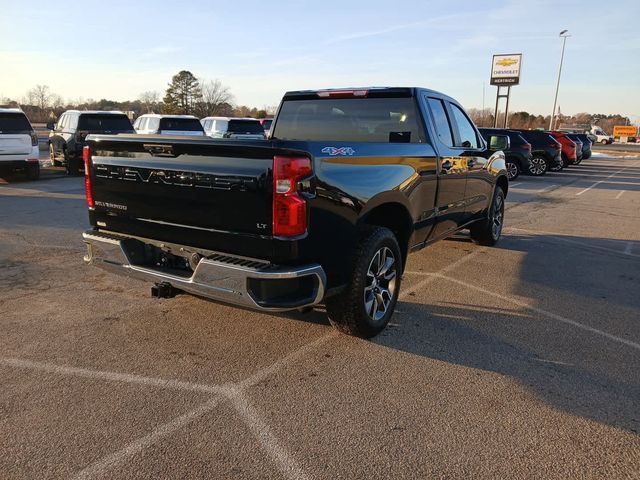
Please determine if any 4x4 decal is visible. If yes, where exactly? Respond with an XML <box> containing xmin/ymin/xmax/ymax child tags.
<box><xmin>321</xmin><ymin>146</ymin><xmax>355</xmax><ymax>156</ymax></box>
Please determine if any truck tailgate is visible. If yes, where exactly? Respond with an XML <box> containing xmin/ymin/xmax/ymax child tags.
<box><xmin>0</xmin><ymin>134</ymin><xmax>31</xmax><ymax>159</ymax></box>
<box><xmin>88</xmin><ymin>136</ymin><xmax>274</xmax><ymax>240</ymax></box>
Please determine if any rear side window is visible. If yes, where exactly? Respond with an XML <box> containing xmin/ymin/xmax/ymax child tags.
<box><xmin>78</xmin><ymin>114</ymin><xmax>134</xmax><ymax>132</ymax></box>
<box><xmin>148</xmin><ymin>118</ymin><xmax>160</xmax><ymax>132</ymax></box>
<box><xmin>0</xmin><ymin>112</ymin><xmax>32</xmax><ymax>133</ymax></box>
<box><xmin>273</xmin><ymin>97</ymin><xmax>424</xmax><ymax>143</ymax></box>
<box><xmin>449</xmin><ymin>104</ymin><xmax>478</xmax><ymax>149</ymax></box>
<box><xmin>68</xmin><ymin>114</ymin><xmax>79</xmax><ymax>130</ymax></box>
<box><xmin>426</xmin><ymin>98</ymin><xmax>453</xmax><ymax>147</ymax></box>
<box><xmin>57</xmin><ymin>114</ymin><xmax>67</xmax><ymax>130</ymax></box>
<box><xmin>159</xmin><ymin>118</ymin><xmax>204</xmax><ymax>132</ymax></box>
<box><xmin>228</xmin><ymin>120</ymin><xmax>264</xmax><ymax>134</ymax></box>
<box><xmin>507</xmin><ymin>133</ymin><xmax>527</xmax><ymax>148</ymax></box>
<box><xmin>214</xmin><ymin>120</ymin><xmax>227</xmax><ymax>132</ymax></box>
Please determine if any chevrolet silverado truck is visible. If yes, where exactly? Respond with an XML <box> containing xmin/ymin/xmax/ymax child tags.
<box><xmin>82</xmin><ymin>87</ymin><xmax>509</xmax><ymax>337</ymax></box>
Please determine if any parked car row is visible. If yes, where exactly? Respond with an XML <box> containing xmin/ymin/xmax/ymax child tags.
<box><xmin>46</xmin><ymin>111</ymin><xmax>273</xmax><ymax>174</ymax></box>
<box><xmin>478</xmin><ymin>127</ymin><xmax>592</xmax><ymax>180</ymax></box>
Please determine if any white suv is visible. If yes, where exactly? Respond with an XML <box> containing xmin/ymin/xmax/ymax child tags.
<box><xmin>133</xmin><ymin>114</ymin><xmax>205</xmax><ymax>136</ymax></box>
<box><xmin>0</xmin><ymin>108</ymin><xmax>40</xmax><ymax>180</ymax></box>
<box><xmin>201</xmin><ymin>117</ymin><xmax>266</xmax><ymax>140</ymax></box>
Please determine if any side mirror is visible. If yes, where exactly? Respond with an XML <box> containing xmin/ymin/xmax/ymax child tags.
<box><xmin>46</xmin><ymin>121</ymin><xmax>55</xmax><ymax>130</ymax></box>
<box><xmin>489</xmin><ymin>134</ymin><xmax>510</xmax><ymax>151</ymax></box>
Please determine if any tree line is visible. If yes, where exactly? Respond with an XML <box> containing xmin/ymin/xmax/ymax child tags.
<box><xmin>467</xmin><ymin>108</ymin><xmax>631</xmax><ymax>134</ymax></box>
<box><xmin>0</xmin><ymin>70</ymin><xmax>276</xmax><ymax>123</ymax></box>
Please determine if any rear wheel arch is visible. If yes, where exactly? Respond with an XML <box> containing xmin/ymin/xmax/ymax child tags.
<box><xmin>358</xmin><ymin>202</ymin><xmax>413</xmax><ymax>270</ymax></box>
<box><xmin>496</xmin><ymin>175</ymin><xmax>508</xmax><ymax>198</ymax></box>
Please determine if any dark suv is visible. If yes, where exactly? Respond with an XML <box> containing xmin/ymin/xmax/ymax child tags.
<box><xmin>511</xmin><ymin>129</ymin><xmax>562</xmax><ymax>175</ymax></box>
<box><xmin>566</xmin><ymin>134</ymin><xmax>584</xmax><ymax>164</ymax></box>
<box><xmin>568</xmin><ymin>133</ymin><xmax>592</xmax><ymax>161</ymax></box>
<box><xmin>479</xmin><ymin>128</ymin><xmax>531</xmax><ymax>180</ymax></box>
<box><xmin>49</xmin><ymin>111</ymin><xmax>134</xmax><ymax>174</ymax></box>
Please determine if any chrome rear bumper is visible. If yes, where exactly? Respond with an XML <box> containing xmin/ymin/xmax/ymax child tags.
<box><xmin>82</xmin><ymin>230</ymin><xmax>326</xmax><ymax>312</ymax></box>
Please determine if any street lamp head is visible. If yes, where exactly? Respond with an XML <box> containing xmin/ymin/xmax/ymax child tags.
<box><xmin>559</xmin><ymin>29</ymin><xmax>569</xmax><ymax>36</ymax></box>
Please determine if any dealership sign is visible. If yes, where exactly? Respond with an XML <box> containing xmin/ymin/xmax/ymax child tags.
<box><xmin>613</xmin><ymin>125</ymin><xmax>638</xmax><ymax>137</ymax></box>
<box><xmin>490</xmin><ymin>54</ymin><xmax>523</xmax><ymax>86</ymax></box>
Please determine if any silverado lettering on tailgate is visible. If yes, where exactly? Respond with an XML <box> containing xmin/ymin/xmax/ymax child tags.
<box><xmin>95</xmin><ymin>165</ymin><xmax>260</xmax><ymax>191</ymax></box>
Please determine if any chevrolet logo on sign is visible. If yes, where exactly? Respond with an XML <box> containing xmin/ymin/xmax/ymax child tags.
<box><xmin>490</xmin><ymin>53</ymin><xmax>523</xmax><ymax>86</ymax></box>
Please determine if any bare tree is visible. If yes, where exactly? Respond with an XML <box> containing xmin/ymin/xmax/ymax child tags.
<box><xmin>195</xmin><ymin>79</ymin><xmax>234</xmax><ymax>117</ymax></box>
<box><xmin>26</xmin><ymin>85</ymin><xmax>52</xmax><ymax>110</ymax></box>
<box><xmin>264</xmin><ymin>105</ymin><xmax>278</xmax><ymax>116</ymax></box>
<box><xmin>139</xmin><ymin>90</ymin><xmax>160</xmax><ymax>113</ymax></box>
<box><xmin>50</xmin><ymin>94</ymin><xmax>65</xmax><ymax>109</ymax></box>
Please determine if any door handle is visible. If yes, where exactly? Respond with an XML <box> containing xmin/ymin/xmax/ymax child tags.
<box><xmin>441</xmin><ymin>160</ymin><xmax>453</xmax><ymax>172</ymax></box>
<box><xmin>468</xmin><ymin>159</ymin><xmax>475</xmax><ymax>168</ymax></box>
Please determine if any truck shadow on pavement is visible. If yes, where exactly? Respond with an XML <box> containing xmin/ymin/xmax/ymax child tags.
<box><xmin>377</xmin><ymin>300</ymin><xmax>640</xmax><ymax>435</ymax></box>
<box><xmin>372</xmin><ymin>232</ymin><xmax>640</xmax><ymax>435</ymax></box>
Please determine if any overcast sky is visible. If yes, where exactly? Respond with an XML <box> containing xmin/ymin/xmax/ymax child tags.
<box><xmin>1</xmin><ymin>0</ymin><xmax>638</xmax><ymax>119</ymax></box>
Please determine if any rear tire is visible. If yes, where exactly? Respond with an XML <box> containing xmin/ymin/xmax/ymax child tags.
<box><xmin>505</xmin><ymin>159</ymin><xmax>519</xmax><ymax>180</ymax></box>
<box><xmin>470</xmin><ymin>186</ymin><xmax>505</xmax><ymax>247</ymax></box>
<box><xmin>528</xmin><ymin>156</ymin><xmax>548</xmax><ymax>176</ymax></box>
<box><xmin>26</xmin><ymin>163</ymin><xmax>40</xmax><ymax>181</ymax></box>
<box><xmin>65</xmin><ymin>150</ymin><xmax>81</xmax><ymax>176</ymax></box>
<box><xmin>600</xmin><ymin>139</ymin><xmax>607</xmax><ymax>145</ymax></box>
<box><xmin>326</xmin><ymin>226</ymin><xmax>402</xmax><ymax>338</ymax></box>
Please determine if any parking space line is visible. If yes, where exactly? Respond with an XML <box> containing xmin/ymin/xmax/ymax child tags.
<box><xmin>625</xmin><ymin>242</ymin><xmax>634</xmax><ymax>255</ymax></box>
<box><xmin>536</xmin><ymin>184</ymin><xmax>558</xmax><ymax>193</ymax></box>
<box><xmin>430</xmin><ymin>273</ymin><xmax>640</xmax><ymax>351</ymax></box>
<box><xmin>230</xmin><ymin>392</ymin><xmax>312</xmax><ymax>480</ymax></box>
<box><xmin>616</xmin><ymin>190</ymin><xmax>625</xmax><ymax>199</ymax></box>
<box><xmin>505</xmin><ymin>227</ymin><xmax>640</xmax><ymax>258</ymax></box>
<box><xmin>73</xmin><ymin>397</ymin><xmax>224</xmax><ymax>480</ymax></box>
<box><xmin>0</xmin><ymin>357</ymin><xmax>224</xmax><ymax>395</ymax></box>
<box><xmin>400</xmin><ymin>248</ymin><xmax>485</xmax><ymax>300</ymax></box>
<box><xmin>2</xmin><ymin>333</ymin><xmax>335</xmax><ymax>480</ymax></box>
<box><xmin>576</xmin><ymin>166</ymin><xmax>633</xmax><ymax>196</ymax></box>
<box><xmin>509</xmin><ymin>182</ymin><xmax>522</xmax><ymax>187</ymax></box>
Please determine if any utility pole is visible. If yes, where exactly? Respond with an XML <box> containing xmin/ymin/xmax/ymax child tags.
<box><xmin>550</xmin><ymin>30</ymin><xmax>570</xmax><ymax>130</ymax></box>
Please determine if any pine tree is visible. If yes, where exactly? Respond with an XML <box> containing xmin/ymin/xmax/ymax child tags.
<box><xmin>162</xmin><ymin>71</ymin><xmax>201</xmax><ymax>114</ymax></box>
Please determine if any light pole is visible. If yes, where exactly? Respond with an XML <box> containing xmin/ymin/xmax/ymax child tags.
<box><xmin>549</xmin><ymin>30</ymin><xmax>570</xmax><ymax>130</ymax></box>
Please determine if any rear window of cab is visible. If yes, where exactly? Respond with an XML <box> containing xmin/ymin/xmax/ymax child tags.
<box><xmin>0</xmin><ymin>112</ymin><xmax>32</xmax><ymax>133</ymax></box>
<box><xmin>273</xmin><ymin>98</ymin><xmax>424</xmax><ymax>143</ymax></box>
<box><xmin>78</xmin><ymin>114</ymin><xmax>133</xmax><ymax>132</ymax></box>
<box><xmin>159</xmin><ymin>118</ymin><xmax>204</xmax><ymax>132</ymax></box>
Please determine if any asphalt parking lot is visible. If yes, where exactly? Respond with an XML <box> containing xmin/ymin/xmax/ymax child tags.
<box><xmin>1</xmin><ymin>154</ymin><xmax>639</xmax><ymax>479</ymax></box>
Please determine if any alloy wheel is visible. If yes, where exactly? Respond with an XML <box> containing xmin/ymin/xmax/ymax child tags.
<box><xmin>529</xmin><ymin>157</ymin><xmax>547</xmax><ymax>175</ymax></box>
<box><xmin>492</xmin><ymin>195</ymin><xmax>504</xmax><ymax>240</ymax></box>
<box><xmin>506</xmin><ymin>162</ymin><xmax>518</xmax><ymax>180</ymax></box>
<box><xmin>364</xmin><ymin>247</ymin><xmax>397</xmax><ymax>322</ymax></box>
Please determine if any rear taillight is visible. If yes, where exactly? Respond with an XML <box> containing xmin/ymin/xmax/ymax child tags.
<box><xmin>523</xmin><ymin>142</ymin><xmax>531</xmax><ymax>151</ymax></box>
<box><xmin>30</xmin><ymin>132</ymin><xmax>38</xmax><ymax>146</ymax></box>
<box><xmin>83</xmin><ymin>146</ymin><xmax>95</xmax><ymax>209</ymax></box>
<box><xmin>272</xmin><ymin>156</ymin><xmax>312</xmax><ymax>237</ymax></box>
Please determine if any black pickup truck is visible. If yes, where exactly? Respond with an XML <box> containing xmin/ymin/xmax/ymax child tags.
<box><xmin>82</xmin><ymin>87</ymin><xmax>509</xmax><ymax>337</ymax></box>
